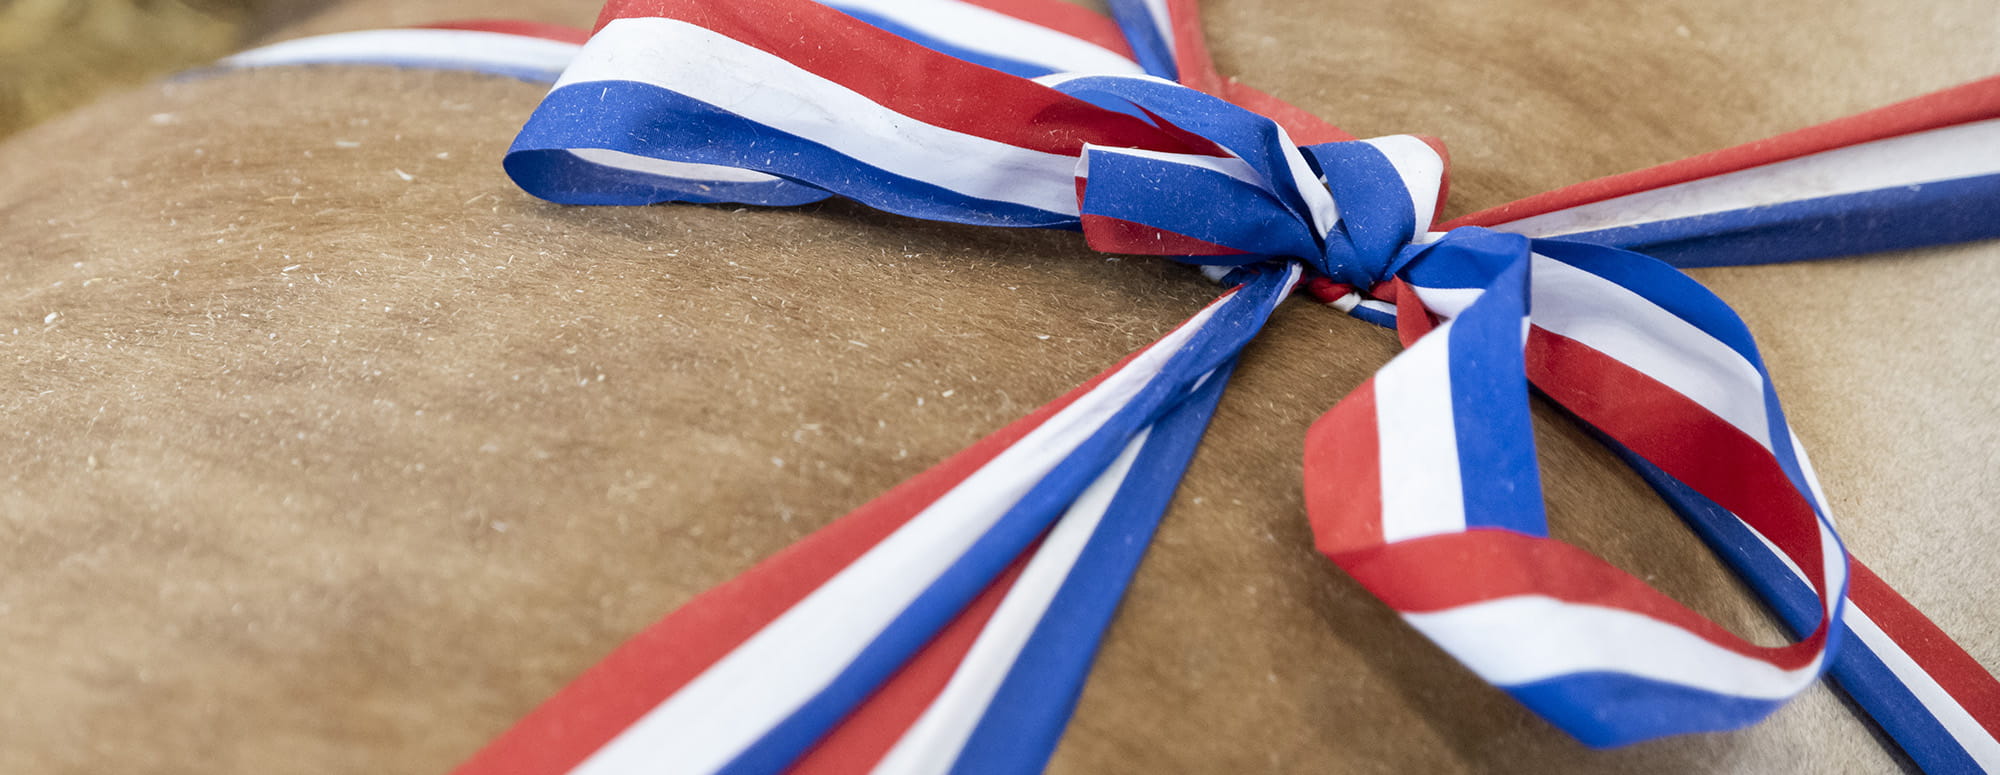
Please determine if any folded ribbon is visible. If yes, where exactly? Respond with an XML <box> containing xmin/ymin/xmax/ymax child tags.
<box><xmin>219</xmin><ymin>1</ymin><xmax>2000</xmax><ymax>772</ymax></box>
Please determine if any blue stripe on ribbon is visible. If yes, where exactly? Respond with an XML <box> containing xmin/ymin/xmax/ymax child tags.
<box><xmin>1828</xmin><ymin>635</ymin><xmax>1984</xmax><ymax>775</ymax></box>
<box><xmin>1506</xmin><ymin>671</ymin><xmax>1789</xmax><ymax>748</ymax></box>
<box><xmin>1551</xmin><ymin>173</ymin><xmax>2000</xmax><ymax>270</ymax></box>
<box><xmin>1424</xmin><ymin>232</ymin><xmax>1548</xmax><ymax>536</ymax></box>
<box><xmin>950</xmin><ymin>357</ymin><xmax>1240</xmax><ymax>774</ymax></box>
<box><xmin>717</xmin><ymin>264</ymin><xmax>1300</xmax><ymax>774</ymax></box>
<box><xmin>507</xmin><ymin>80</ymin><xmax>1077</xmax><ymax>226</ymax></box>
<box><xmin>505</xmin><ymin>144</ymin><xmax>833</xmax><ymax>207</ymax></box>
<box><xmin>1053</xmin><ymin>75</ymin><xmax>1327</xmax><ymax>245</ymax></box>
<box><xmin>1081</xmin><ymin>149</ymin><xmax>1318</xmax><ymax>257</ymax></box>
<box><xmin>1345</xmin><ymin>301</ymin><xmax>1398</xmax><ymax>329</ymax></box>
<box><xmin>1101</xmin><ymin>0</ymin><xmax>1178</xmax><ymax>80</ymax></box>
<box><xmin>1395</xmin><ymin>232</ymin><xmax>1516</xmax><ymax>291</ymax></box>
<box><xmin>1302</xmin><ymin>141</ymin><xmax>1419</xmax><ymax>286</ymax></box>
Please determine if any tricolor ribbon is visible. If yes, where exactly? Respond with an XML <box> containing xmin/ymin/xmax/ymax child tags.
<box><xmin>221</xmin><ymin>1</ymin><xmax>2000</xmax><ymax>772</ymax></box>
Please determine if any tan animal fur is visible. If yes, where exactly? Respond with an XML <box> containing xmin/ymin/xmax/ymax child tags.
<box><xmin>1</xmin><ymin>0</ymin><xmax>1994</xmax><ymax>772</ymax></box>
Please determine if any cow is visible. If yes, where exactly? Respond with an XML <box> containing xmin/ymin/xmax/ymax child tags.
<box><xmin>1</xmin><ymin>0</ymin><xmax>1992</xmax><ymax>772</ymax></box>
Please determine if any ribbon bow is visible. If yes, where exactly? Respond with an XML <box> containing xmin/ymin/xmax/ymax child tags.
<box><xmin>222</xmin><ymin>1</ymin><xmax>2000</xmax><ymax>772</ymax></box>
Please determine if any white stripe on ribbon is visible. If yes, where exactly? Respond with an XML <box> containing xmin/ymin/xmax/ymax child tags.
<box><xmin>1373</xmin><ymin>321</ymin><xmax>1469</xmax><ymax>542</ymax></box>
<box><xmin>1078</xmin><ymin>144</ymin><xmax>1261</xmax><ymax>184</ymax></box>
<box><xmin>1408</xmin><ymin>285</ymin><xmax>1482</xmax><ymax>318</ymax></box>
<box><xmin>1352</xmin><ymin>298</ymin><xmax>1396</xmax><ymax>317</ymax></box>
<box><xmin>1404</xmin><ymin>595</ymin><xmax>1826</xmax><ymax>699</ymax></box>
<box><xmin>558</xmin><ymin>17</ymin><xmax>1084</xmax><ymax>216</ymax></box>
<box><xmin>1529</xmin><ymin>254</ymin><xmax>1775</xmax><ymax>450</ymax></box>
<box><xmin>222</xmin><ymin>28</ymin><xmax>580</xmax><ymax>79</ymax></box>
<box><xmin>567</xmin><ymin>292</ymin><xmax>1233</xmax><ymax>775</ymax></box>
<box><xmin>1361</xmin><ymin>135</ymin><xmax>1445</xmax><ymax>231</ymax></box>
<box><xmin>1788</xmin><ymin>432</ymin><xmax>1836</xmax><ymax>525</ymax></box>
<box><xmin>569</xmin><ymin>148</ymin><xmax>786</xmax><ymax>185</ymax></box>
<box><xmin>1494</xmin><ymin>118</ymin><xmax>2000</xmax><ymax>238</ymax></box>
<box><xmin>1140</xmin><ymin>0</ymin><xmax>1176</xmax><ymax>57</ymax></box>
<box><xmin>1817</xmin><ymin>519</ymin><xmax>1849</xmax><ymax>618</ymax></box>
<box><xmin>821</xmin><ymin>0</ymin><xmax>1143</xmax><ymax>75</ymax></box>
<box><xmin>871</xmin><ymin>426</ymin><xmax>1154</xmax><ymax>775</ymax></box>
<box><xmin>1030</xmin><ymin>70</ymin><xmax>1188</xmax><ymax>91</ymax></box>
<box><xmin>1275</xmin><ymin>123</ymin><xmax>1343</xmax><ymax>240</ymax></box>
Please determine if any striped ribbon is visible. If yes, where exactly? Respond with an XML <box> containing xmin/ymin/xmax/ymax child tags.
<box><xmin>220</xmin><ymin>1</ymin><xmax>2000</xmax><ymax>772</ymax></box>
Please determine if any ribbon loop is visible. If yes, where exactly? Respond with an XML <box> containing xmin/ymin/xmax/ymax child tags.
<box><xmin>1309</xmin><ymin>229</ymin><xmax>1857</xmax><ymax>746</ymax></box>
<box><xmin>1053</xmin><ymin>77</ymin><xmax>1451</xmax><ymax>287</ymax></box>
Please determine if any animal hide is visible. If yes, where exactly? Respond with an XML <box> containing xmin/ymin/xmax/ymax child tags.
<box><xmin>0</xmin><ymin>0</ymin><xmax>1992</xmax><ymax>772</ymax></box>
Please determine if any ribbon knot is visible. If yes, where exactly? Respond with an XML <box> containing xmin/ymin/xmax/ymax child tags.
<box><xmin>1057</xmin><ymin>74</ymin><xmax>1446</xmax><ymax>288</ymax></box>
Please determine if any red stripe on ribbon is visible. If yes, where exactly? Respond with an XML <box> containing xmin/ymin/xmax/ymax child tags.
<box><xmin>1334</xmin><ymin>531</ymin><xmax>1823</xmax><ymax>669</ymax></box>
<box><xmin>1302</xmin><ymin>277</ymin><xmax>1357</xmax><ymax>305</ymax></box>
<box><xmin>1303</xmin><ymin>378</ymin><xmax>1385</xmax><ymax>554</ymax></box>
<box><xmin>1384</xmin><ymin>278</ymin><xmax>1435</xmax><ymax>348</ymax></box>
<box><xmin>1218</xmin><ymin>81</ymin><xmax>1353</xmax><ymax>145</ymax></box>
<box><xmin>1163</xmin><ymin>0</ymin><xmax>1224</xmax><ymax>95</ymax></box>
<box><xmin>1146</xmin><ymin>0</ymin><xmax>1361</xmax><ymax>146</ymax></box>
<box><xmin>1079</xmin><ymin>213</ymin><xmax>1253</xmax><ymax>257</ymax></box>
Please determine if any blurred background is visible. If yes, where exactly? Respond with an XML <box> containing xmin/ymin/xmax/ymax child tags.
<box><xmin>0</xmin><ymin>0</ymin><xmax>279</xmax><ymax>137</ymax></box>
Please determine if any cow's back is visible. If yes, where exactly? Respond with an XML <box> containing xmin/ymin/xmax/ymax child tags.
<box><xmin>0</xmin><ymin>0</ymin><xmax>1993</xmax><ymax>772</ymax></box>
